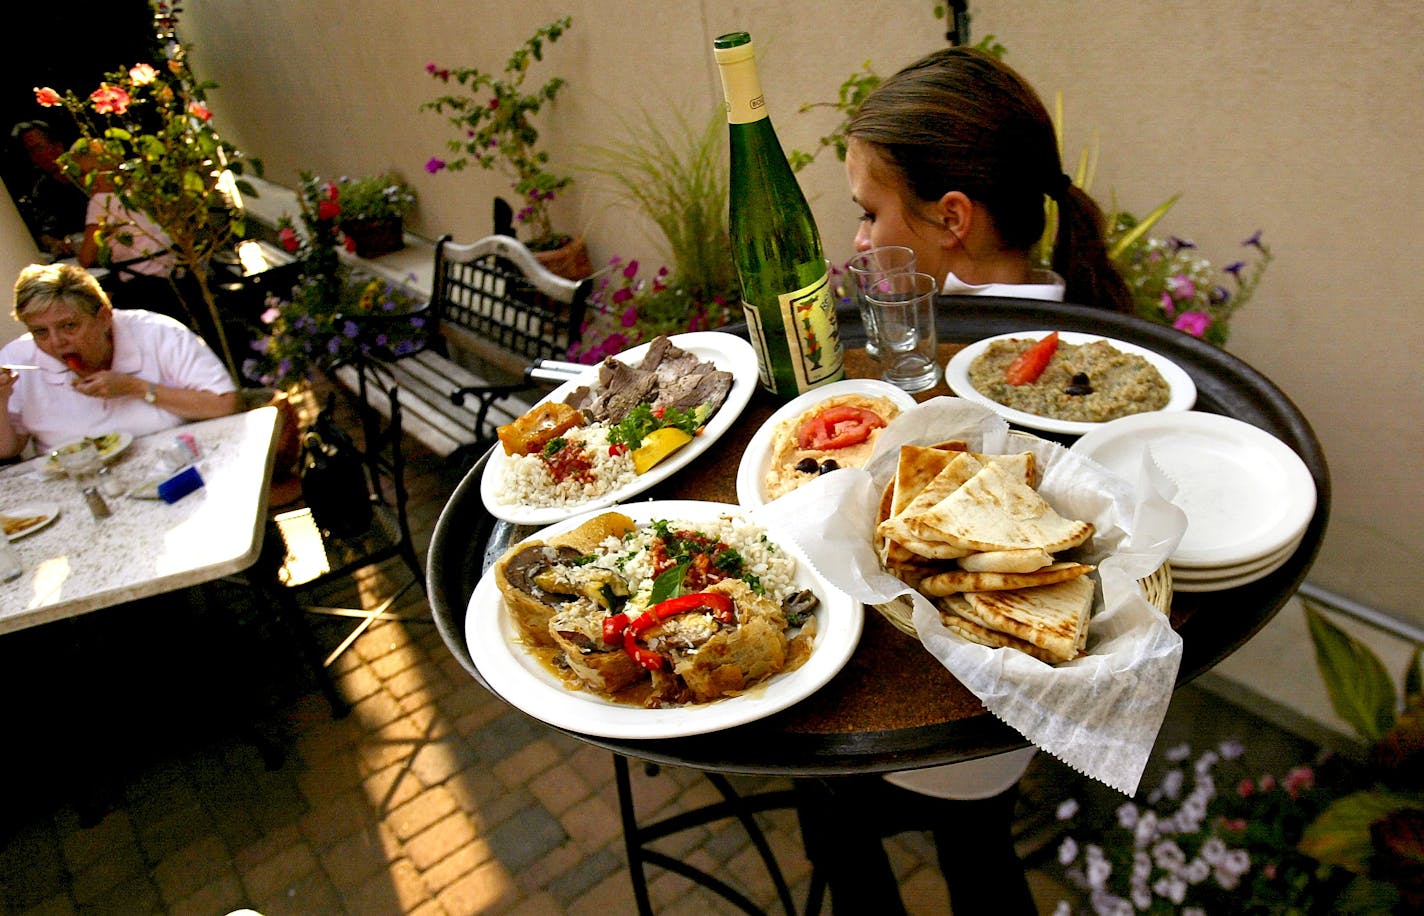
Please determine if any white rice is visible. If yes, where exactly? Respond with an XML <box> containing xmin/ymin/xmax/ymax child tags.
<box><xmin>586</xmin><ymin>514</ymin><xmax>799</xmax><ymax>609</ymax></box>
<box><xmin>498</xmin><ymin>424</ymin><xmax>637</xmax><ymax>507</ymax></box>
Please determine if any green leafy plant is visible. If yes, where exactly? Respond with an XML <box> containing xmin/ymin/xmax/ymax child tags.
<box><xmin>335</xmin><ymin>171</ymin><xmax>416</xmax><ymax>221</ymax></box>
<box><xmin>421</xmin><ymin>16</ymin><xmax>574</xmax><ymax>250</ymax></box>
<box><xmin>580</xmin><ymin>105</ymin><xmax>740</xmax><ymax>311</ymax></box>
<box><xmin>243</xmin><ymin>172</ymin><xmax>426</xmax><ymax>389</ymax></box>
<box><xmin>36</xmin><ymin>0</ymin><xmax>261</xmax><ymax>380</ymax></box>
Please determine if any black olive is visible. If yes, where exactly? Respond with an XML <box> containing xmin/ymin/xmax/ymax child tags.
<box><xmin>1065</xmin><ymin>372</ymin><xmax>1094</xmax><ymax>396</ymax></box>
<box><xmin>818</xmin><ymin>459</ymin><xmax>839</xmax><ymax>474</ymax></box>
<box><xmin>795</xmin><ymin>457</ymin><xmax>820</xmax><ymax>474</ymax></box>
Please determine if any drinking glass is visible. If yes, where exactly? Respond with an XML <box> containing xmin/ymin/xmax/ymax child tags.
<box><xmin>846</xmin><ymin>246</ymin><xmax>916</xmax><ymax>359</ymax></box>
<box><xmin>52</xmin><ymin>440</ymin><xmax>102</xmax><ymax>487</ymax></box>
<box><xmin>864</xmin><ymin>271</ymin><xmax>940</xmax><ymax>392</ymax></box>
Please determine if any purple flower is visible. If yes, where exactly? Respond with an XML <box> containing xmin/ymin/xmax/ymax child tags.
<box><xmin>1224</xmin><ymin>261</ymin><xmax>1245</xmax><ymax>279</ymax></box>
<box><xmin>1242</xmin><ymin>230</ymin><xmax>1264</xmax><ymax>250</ymax></box>
<box><xmin>327</xmin><ymin>337</ymin><xmax>342</xmax><ymax>355</ymax></box>
<box><xmin>622</xmin><ymin>259</ymin><xmax>639</xmax><ymax>279</ymax></box>
<box><xmin>1173</xmin><ymin>311</ymin><xmax>1211</xmax><ymax>337</ymax></box>
<box><xmin>425</xmin><ymin>157</ymin><xmax>447</xmax><ymax>174</ymax></box>
<box><xmin>251</xmin><ymin>337</ymin><xmax>270</xmax><ymax>354</ymax></box>
<box><xmin>343</xmin><ymin>321</ymin><xmax>360</xmax><ymax>338</ymax></box>
<box><xmin>277</xmin><ymin>358</ymin><xmax>292</xmax><ymax>378</ymax></box>
<box><xmin>612</xmin><ymin>287</ymin><xmax>633</xmax><ymax>305</ymax></box>
<box><xmin>1168</xmin><ymin>236</ymin><xmax>1196</xmax><ymax>252</ymax></box>
<box><xmin>411</xmin><ymin>317</ymin><xmax>426</xmax><ymax>329</ymax></box>
<box><xmin>375</xmin><ymin>333</ymin><xmax>388</xmax><ymax>346</ymax></box>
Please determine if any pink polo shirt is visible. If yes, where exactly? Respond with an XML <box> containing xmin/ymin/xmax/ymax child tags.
<box><xmin>0</xmin><ymin>309</ymin><xmax>234</xmax><ymax>453</ymax></box>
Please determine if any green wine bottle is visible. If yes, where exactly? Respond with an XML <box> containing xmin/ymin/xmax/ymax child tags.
<box><xmin>714</xmin><ymin>31</ymin><xmax>844</xmax><ymax>398</ymax></box>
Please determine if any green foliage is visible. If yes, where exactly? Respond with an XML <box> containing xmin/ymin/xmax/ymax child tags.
<box><xmin>1306</xmin><ymin>602</ymin><xmax>1399</xmax><ymax>743</ymax></box>
<box><xmin>579</xmin><ymin>105</ymin><xmax>740</xmax><ymax>308</ymax></box>
<box><xmin>336</xmin><ymin>172</ymin><xmax>416</xmax><ymax>221</ymax></box>
<box><xmin>36</xmin><ymin>1</ymin><xmax>261</xmax><ymax>379</ymax></box>
<box><xmin>421</xmin><ymin>17</ymin><xmax>574</xmax><ymax>249</ymax></box>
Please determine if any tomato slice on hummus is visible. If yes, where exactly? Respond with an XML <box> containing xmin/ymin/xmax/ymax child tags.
<box><xmin>796</xmin><ymin>405</ymin><xmax>888</xmax><ymax>450</ymax></box>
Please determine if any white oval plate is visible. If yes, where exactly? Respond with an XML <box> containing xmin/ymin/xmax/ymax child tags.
<box><xmin>45</xmin><ymin>431</ymin><xmax>134</xmax><ymax>474</ymax></box>
<box><xmin>1171</xmin><ymin>549</ymin><xmax>1296</xmax><ymax>592</ymax></box>
<box><xmin>735</xmin><ymin>379</ymin><xmax>917</xmax><ymax>509</ymax></box>
<box><xmin>3</xmin><ymin>502</ymin><xmax>59</xmax><ymax>541</ymax></box>
<box><xmin>1072</xmin><ymin>411</ymin><xmax>1316</xmax><ymax>568</ymax></box>
<box><xmin>480</xmin><ymin>332</ymin><xmax>757</xmax><ymax>526</ymax></box>
<box><xmin>465</xmin><ymin>499</ymin><xmax>863</xmax><ymax>739</ymax></box>
<box><xmin>1168</xmin><ymin>536</ymin><xmax>1301</xmax><ymax>582</ymax></box>
<box><xmin>945</xmin><ymin>331</ymin><xmax>1197</xmax><ymax>436</ymax></box>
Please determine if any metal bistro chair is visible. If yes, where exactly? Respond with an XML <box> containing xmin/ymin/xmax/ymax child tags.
<box><xmin>265</xmin><ymin>359</ymin><xmax>426</xmax><ymax>678</ymax></box>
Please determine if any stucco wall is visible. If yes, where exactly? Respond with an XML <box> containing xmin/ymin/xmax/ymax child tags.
<box><xmin>15</xmin><ymin>1</ymin><xmax>1422</xmax><ymax>629</ymax></box>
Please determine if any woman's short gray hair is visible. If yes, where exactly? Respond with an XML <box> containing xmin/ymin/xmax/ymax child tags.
<box><xmin>13</xmin><ymin>262</ymin><xmax>111</xmax><ymax>321</ymax></box>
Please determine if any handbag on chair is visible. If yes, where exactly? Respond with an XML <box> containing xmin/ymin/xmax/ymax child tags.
<box><xmin>299</xmin><ymin>397</ymin><xmax>373</xmax><ymax>538</ymax></box>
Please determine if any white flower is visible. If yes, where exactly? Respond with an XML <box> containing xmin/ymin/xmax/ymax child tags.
<box><xmin>1057</xmin><ymin>798</ymin><xmax>1081</xmax><ymax>821</ymax></box>
<box><xmin>1053</xmin><ymin>902</ymin><xmax>1072</xmax><ymax>916</ymax></box>
<box><xmin>1089</xmin><ymin>889</ymin><xmax>1133</xmax><ymax>916</ymax></box>
<box><xmin>1130</xmin><ymin>882</ymin><xmax>1152</xmax><ymax>910</ymax></box>
<box><xmin>1085</xmin><ymin>850</ymin><xmax>1113</xmax><ymax>891</ymax></box>
<box><xmin>1116</xmin><ymin>801</ymin><xmax>1139</xmax><ymax>830</ymax></box>
<box><xmin>1132</xmin><ymin>852</ymin><xmax>1152</xmax><ymax>880</ymax></box>
<box><xmin>1152</xmin><ymin>874</ymin><xmax>1188</xmax><ymax>905</ymax></box>
<box><xmin>1184</xmin><ymin>857</ymin><xmax>1210</xmax><ymax>884</ymax></box>
<box><xmin>1184</xmin><ymin>909</ymin><xmax>1208</xmax><ymax>916</ymax></box>
<box><xmin>1166</xmin><ymin>743</ymin><xmax>1192</xmax><ymax>762</ymax></box>
<box><xmin>1059</xmin><ymin>836</ymin><xmax>1080</xmax><ymax>866</ymax></box>
<box><xmin>1194</xmin><ymin>749</ymin><xmax>1219</xmax><ymax>775</ymax></box>
<box><xmin>1219</xmin><ymin>738</ymin><xmax>1245</xmax><ymax>760</ymax></box>
<box><xmin>1160</xmin><ymin>768</ymin><xmax>1184</xmax><ymax>801</ymax></box>
<box><xmin>1223</xmin><ymin>849</ymin><xmax>1251</xmax><ymax>876</ymax></box>
<box><xmin>1200</xmin><ymin>837</ymin><xmax>1227</xmax><ymax>865</ymax></box>
<box><xmin>1133</xmin><ymin>811</ymin><xmax>1159</xmax><ymax>848</ymax></box>
<box><xmin>1152</xmin><ymin>840</ymin><xmax>1187</xmax><ymax>872</ymax></box>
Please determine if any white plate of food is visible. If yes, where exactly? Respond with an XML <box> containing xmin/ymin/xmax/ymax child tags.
<box><xmin>466</xmin><ymin>499</ymin><xmax>863</xmax><ymax>739</ymax></box>
<box><xmin>735</xmin><ymin>378</ymin><xmax>916</xmax><ymax>509</ymax></box>
<box><xmin>945</xmin><ymin>331</ymin><xmax>1196</xmax><ymax>436</ymax></box>
<box><xmin>45</xmin><ymin>431</ymin><xmax>134</xmax><ymax>474</ymax></box>
<box><xmin>2</xmin><ymin>503</ymin><xmax>59</xmax><ymax>541</ymax></box>
<box><xmin>480</xmin><ymin>332</ymin><xmax>757</xmax><ymax>526</ymax></box>
<box><xmin>1071</xmin><ymin>411</ymin><xmax>1315</xmax><ymax>568</ymax></box>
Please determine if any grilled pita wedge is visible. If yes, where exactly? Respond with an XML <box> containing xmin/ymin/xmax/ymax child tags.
<box><xmin>958</xmin><ymin>548</ymin><xmax>1055</xmax><ymax>573</ymax></box>
<box><xmin>936</xmin><ymin>595</ymin><xmax>1064</xmax><ymax>664</ymax></box>
<box><xmin>919</xmin><ymin>561</ymin><xmax>1094</xmax><ymax>596</ymax></box>
<box><xmin>957</xmin><ymin>575</ymin><xmax>1095</xmax><ymax>663</ymax></box>
<box><xmin>899</xmin><ymin>462</ymin><xmax>1094</xmax><ymax>554</ymax></box>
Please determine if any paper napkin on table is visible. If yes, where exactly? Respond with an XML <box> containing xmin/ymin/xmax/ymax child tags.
<box><xmin>761</xmin><ymin>397</ymin><xmax>1188</xmax><ymax>795</ymax></box>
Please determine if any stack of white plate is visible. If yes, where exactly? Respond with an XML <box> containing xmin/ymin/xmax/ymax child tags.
<box><xmin>1071</xmin><ymin>411</ymin><xmax>1316</xmax><ymax>592</ymax></box>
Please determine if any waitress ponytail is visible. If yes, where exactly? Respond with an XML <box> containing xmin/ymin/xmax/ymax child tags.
<box><xmin>1053</xmin><ymin>185</ymin><xmax>1134</xmax><ymax>314</ymax></box>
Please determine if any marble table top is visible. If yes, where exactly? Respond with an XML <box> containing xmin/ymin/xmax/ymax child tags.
<box><xmin>0</xmin><ymin>406</ymin><xmax>281</xmax><ymax>634</ymax></box>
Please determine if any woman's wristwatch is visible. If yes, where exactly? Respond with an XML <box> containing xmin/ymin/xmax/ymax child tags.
<box><xmin>144</xmin><ymin>381</ymin><xmax>158</xmax><ymax>404</ymax></box>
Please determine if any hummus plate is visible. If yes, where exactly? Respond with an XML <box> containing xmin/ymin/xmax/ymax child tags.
<box><xmin>465</xmin><ymin>500</ymin><xmax>863</xmax><ymax>739</ymax></box>
<box><xmin>945</xmin><ymin>331</ymin><xmax>1196</xmax><ymax>436</ymax></box>
<box><xmin>736</xmin><ymin>378</ymin><xmax>916</xmax><ymax>509</ymax></box>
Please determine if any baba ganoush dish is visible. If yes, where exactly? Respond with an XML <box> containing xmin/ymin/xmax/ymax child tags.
<box><xmin>966</xmin><ymin>333</ymin><xmax>1170</xmax><ymax>424</ymax></box>
<box><xmin>493</xmin><ymin>510</ymin><xmax>820</xmax><ymax>707</ymax></box>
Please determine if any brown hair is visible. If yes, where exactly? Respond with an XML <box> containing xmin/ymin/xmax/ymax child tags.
<box><xmin>13</xmin><ymin>262</ymin><xmax>111</xmax><ymax>321</ymax></box>
<box><xmin>848</xmin><ymin>47</ymin><xmax>1133</xmax><ymax>313</ymax></box>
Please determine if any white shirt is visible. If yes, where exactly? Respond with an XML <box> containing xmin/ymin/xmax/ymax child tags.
<box><xmin>1</xmin><ymin>309</ymin><xmax>234</xmax><ymax>453</ymax></box>
<box><xmin>883</xmin><ymin>267</ymin><xmax>1066</xmax><ymax>800</ymax></box>
<box><xmin>86</xmin><ymin>192</ymin><xmax>177</xmax><ymax>278</ymax></box>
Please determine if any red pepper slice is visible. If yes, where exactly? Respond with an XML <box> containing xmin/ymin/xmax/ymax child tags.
<box><xmin>1004</xmin><ymin>332</ymin><xmax>1059</xmax><ymax>386</ymax></box>
<box><xmin>605</xmin><ymin>591</ymin><xmax>737</xmax><ymax>669</ymax></box>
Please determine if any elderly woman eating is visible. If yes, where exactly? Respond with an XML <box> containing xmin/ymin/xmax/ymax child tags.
<box><xmin>0</xmin><ymin>262</ymin><xmax>237</xmax><ymax>460</ymax></box>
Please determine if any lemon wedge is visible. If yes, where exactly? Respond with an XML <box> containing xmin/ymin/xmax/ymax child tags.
<box><xmin>632</xmin><ymin>427</ymin><xmax>694</xmax><ymax>474</ymax></box>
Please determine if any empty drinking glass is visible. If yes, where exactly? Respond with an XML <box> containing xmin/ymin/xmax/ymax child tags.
<box><xmin>846</xmin><ymin>246</ymin><xmax>916</xmax><ymax>359</ymax></box>
<box><xmin>864</xmin><ymin>271</ymin><xmax>940</xmax><ymax>392</ymax></box>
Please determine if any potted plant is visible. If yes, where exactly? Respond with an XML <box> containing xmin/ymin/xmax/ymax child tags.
<box><xmin>336</xmin><ymin>171</ymin><xmax>416</xmax><ymax>258</ymax></box>
<box><xmin>421</xmin><ymin>15</ymin><xmax>591</xmax><ymax>279</ymax></box>
<box><xmin>35</xmin><ymin>2</ymin><xmax>261</xmax><ymax>381</ymax></box>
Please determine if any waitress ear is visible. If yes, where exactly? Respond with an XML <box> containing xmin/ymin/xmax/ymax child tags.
<box><xmin>929</xmin><ymin>190</ymin><xmax>974</xmax><ymax>254</ymax></box>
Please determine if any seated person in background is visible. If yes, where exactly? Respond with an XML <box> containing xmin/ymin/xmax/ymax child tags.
<box><xmin>0</xmin><ymin>262</ymin><xmax>237</xmax><ymax>459</ymax></box>
<box><xmin>74</xmin><ymin>158</ymin><xmax>187</xmax><ymax>320</ymax></box>
<box><xmin>9</xmin><ymin>120</ymin><xmax>88</xmax><ymax>260</ymax></box>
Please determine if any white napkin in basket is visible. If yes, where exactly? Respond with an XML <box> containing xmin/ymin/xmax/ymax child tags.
<box><xmin>760</xmin><ymin>397</ymin><xmax>1188</xmax><ymax>795</ymax></box>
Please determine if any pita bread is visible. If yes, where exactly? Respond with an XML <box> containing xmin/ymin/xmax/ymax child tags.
<box><xmin>901</xmin><ymin>462</ymin><xmax>1094</xmax><ymax>553</ymax></box>
<box><xmin>958</xmin><ymin>576</ymin><xmax>1095</xmax><ymax>662</ymax></box>
<box><xmin>919</xmin><ymin>561</ymin><xmax>1094</xmax><ymax>596</ymax></box>
<box><xmin>958</xmin><ymin>548</ymin><xmax>1055</xmax><ymax>573</ymax></box>
<box><xmin>936</xmin><ymin>595</ymin><xmax>1063</xmax><ymax>664</ymax></box>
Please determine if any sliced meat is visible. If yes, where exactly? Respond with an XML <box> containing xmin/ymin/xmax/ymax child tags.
<box><xmin>653</xmin><ymin>369</ymin><xmax>733</xmax><ymax>416</ymax></box>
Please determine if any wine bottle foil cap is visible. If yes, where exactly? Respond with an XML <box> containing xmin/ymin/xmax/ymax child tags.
<box><xmin>714</xmin><ymin>32</ymin><xmax>755</xmax><ymax>63</ymax></box>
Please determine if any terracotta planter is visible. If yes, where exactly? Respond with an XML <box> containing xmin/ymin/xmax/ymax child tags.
<box><xmin>534</xmin><ymin>235</ymin><xmax>593</xmax><ymax>280</ymax></box>
<box><xmin>342</xmin><ymin>216</ymin><xmax>405</xmax><ymax>259</ymax></box>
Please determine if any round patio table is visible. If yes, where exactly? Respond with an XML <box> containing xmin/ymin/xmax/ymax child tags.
<box><xmin>427</xmin><ymin>296</ymin><xmax>1331</xmax><ymax>777</ymax></box>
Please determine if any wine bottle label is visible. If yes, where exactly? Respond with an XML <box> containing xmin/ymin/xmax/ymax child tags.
<box><xmin>742</xmin><ymin>271</ymin><xmax>844</xmax><ymax>394</ymax></box>
<box><xmin>714</xmin><ymin>39</ymin><xmax>767</xmax><ymax>124</ymax></box>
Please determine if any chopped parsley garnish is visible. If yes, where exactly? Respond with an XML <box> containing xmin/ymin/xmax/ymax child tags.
<box><xmin>607</xmin><ymin>403</ymin><xmax>704</xmax><ymax>449</ymax></box>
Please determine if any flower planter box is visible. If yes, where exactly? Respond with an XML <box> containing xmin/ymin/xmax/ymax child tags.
<box><xmin>343</xmin><ymin>216</ymin><xmax>405</xmax><ymax>259</ymax></box>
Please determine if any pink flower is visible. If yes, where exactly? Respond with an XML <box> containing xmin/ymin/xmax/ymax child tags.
<box><xmin>1166</xmin><ymin>274</ymin><xmax>1196</xmax><ymax>301</ymax></box>
<box><xmin>489</xmin><ymin>97</ymin><xmax>500</xmax><ymax>110</ymax></box>
<box><xmin>611</xmin><ymin>287</ymin><xmax>633</xmax><ymax>305</ymax></box>
<box><xmin>1159</xmin><ymin>291</ymin><xmax>1176</xmax><ymax>318</ymax></box>
<box><xmin>260</xmin><ymin>306</ymin><xmax>281</xmax><ymax>324</ymax></box>
<box><xmin>1285</xmin><ymin>766</ymin><xmax>1314</xmax><ymax>798</ymax></box>
<box><xmin>620</xmin><ymin>305</ymin><xmax>638</xmax><ymax>328</ymax></box>
<box><xmin>1173</xmin><ymin>311</ymin><xmax>1211</xmax><ymax>338</ymax></box>
<box><xmin>89</xmin><ymin>83</ymin><xmax>131</xmax><ymax>115</ymax></box>
<box><xmin>34</xmin><ymin>86</ymin><xmax>62</xmax><ymax>107</ymax></box>
<box><xmin>278</xmin><ymin>226</ymin><xmax>299</xmax><ymax>253</ymax></box>
<box><xmin>1237</xmin><ymin>778</ymin><xmax>1254</xmax><ymax>798</ymax></box>
<box><xmin>317</xmin><ymin>199</ymin><xmax>340</xmax><ymax>221</ymax></box>
<box><xmin>424</xmin><ymin>157</ymin><xmax>446</xmax><ymax>174</ymax></box>
<box><xmin>424</xmin><ymin>63</ymin><xmax>450</xmax><ymax>81</ymax></box>
<box><xmin>343</xmin><ymin>234</ymin><xmax>357</xmax><ymax>253</ymax></box>
<box><xmin>187</xmin><ymin>101</ymin><xmax>212</xmax><ymax>122</ymax></box>
<box><xmin>622</xmin><ymin>259</ymin><xmax>639</xmax><ymax>279</ymax></box>
<box><xmin>1260</xmin><ymin>773</ymin><xmax>1277</xmax><ymax>792</ymax></box>
<box><xmin>128</xmin><ymin>63</ymin><xmax>158</xmax><ymax>86</ymax></box>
